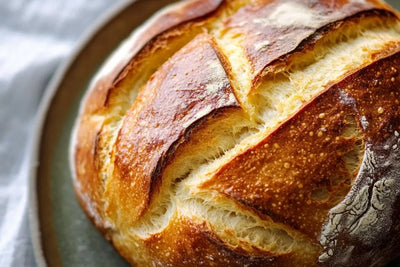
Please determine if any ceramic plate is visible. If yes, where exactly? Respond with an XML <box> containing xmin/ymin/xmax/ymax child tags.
<box><xmin>29</xmin><ymin>0</ymin><xmax>400</xmax><ymax>266</ymax></box>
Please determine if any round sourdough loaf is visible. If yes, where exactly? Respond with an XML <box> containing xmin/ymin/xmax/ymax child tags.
<box><xmin>70</xmin><ymin>0</ymin><xmax>400</xmax><ymax>266</ymax></box>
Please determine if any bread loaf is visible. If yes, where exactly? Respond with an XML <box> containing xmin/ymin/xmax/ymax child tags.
<box><xmin>70</xmin><ymin>0</ymin><xmax>400</xmax><ymax>265</ymax></box>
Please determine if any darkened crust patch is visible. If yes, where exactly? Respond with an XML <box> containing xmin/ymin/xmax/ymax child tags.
<box><xmin>225</xmin><ymin>0</ymin><xmax>395</xmax><ymax>86</ymax></box>
<box><xmin>107</xmin><ymin>33</ymin><xmax>239</xmax><ymax>223</ymax></box>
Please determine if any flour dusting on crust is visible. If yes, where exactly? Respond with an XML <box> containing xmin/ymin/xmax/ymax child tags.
<box><xmin>319</xmin><ymin>131</ymin><xmax>400</xmax><ymax>265</ymax></box>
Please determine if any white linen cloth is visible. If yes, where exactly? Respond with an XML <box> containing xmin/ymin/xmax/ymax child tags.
<box><xmin>0</xmin><ymin>0</ymin><xmax>126</xmax><ymax>266</ymax></box>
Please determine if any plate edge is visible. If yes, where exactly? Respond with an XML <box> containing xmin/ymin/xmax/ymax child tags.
<box><xmin>28</xmin><ymin>1</ymin><xmax>137</xmax><ymax>266</ymax></box>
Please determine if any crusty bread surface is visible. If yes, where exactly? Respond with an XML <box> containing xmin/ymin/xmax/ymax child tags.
<box><xmin>71</xmin><ymin>0</ymin><xmax>400</xmax><ymax>266</ymax></box>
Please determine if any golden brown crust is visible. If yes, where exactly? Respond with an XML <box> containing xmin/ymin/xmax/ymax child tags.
<box><xmin>141</xmin><ymin>214</ymin><xmax>319</xmax><ymax>267</ymax></box>
<box><xmin>71</xmin><ymin>0</ymin><xmax>400</xmax><ymax>266</ymax></box>
<box><xmin>73</xmin><ymin>0</ymin><xmax>225</xmax><ymax>230</ymax></box>
<box><xmin>201</xmin><ymin>49</ymin><xmax>400</xmax><ymax>267</ymax></box>
<box><xmin>73</xmin><ymin>117</ymin><xmax>105</xmax><ymax>226</ymax></box>
<box><xmin>145</xmin><ymin>216</ymin><xmax>273</xmax><ymax>266</ymax></box>
<box><xmin>201</xmin><ymin>88</ymin><xmax>362</xmax><ymax>240</ymax></box>
<box><xmin>105</xmin><ymin>33</ymin><xmax>239</xmax><ymax>224</ymax></box>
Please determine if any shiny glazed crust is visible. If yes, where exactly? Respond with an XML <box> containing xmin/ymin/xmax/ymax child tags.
<box><xmin>71</xmin><ymin>0</ymin><xmax>400</xmax><ymax>266</ymax></box>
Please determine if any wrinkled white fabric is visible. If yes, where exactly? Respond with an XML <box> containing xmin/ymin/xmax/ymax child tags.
<box><xmin>0</xmin><ymin>0</ymin><xmax>126</xmax><ymax>266</ymax></box>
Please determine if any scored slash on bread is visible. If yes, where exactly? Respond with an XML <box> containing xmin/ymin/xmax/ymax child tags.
<box><xmin>71</xmin><ymin>0</ymin><xmax>400</xmax><ymax>266</ymax></box>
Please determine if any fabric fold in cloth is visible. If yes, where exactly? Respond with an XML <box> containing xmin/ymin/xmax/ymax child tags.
<box><xmin>0</xmin><ymin>0</ymin><xmax>126</xmax><ymax>266</ymax></box>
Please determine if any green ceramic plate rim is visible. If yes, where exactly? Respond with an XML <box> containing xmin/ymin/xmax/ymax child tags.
<box><xmin>28</xmin><ymin>1</ymin><xmax>146</xmax><ymax>266</ymax></box>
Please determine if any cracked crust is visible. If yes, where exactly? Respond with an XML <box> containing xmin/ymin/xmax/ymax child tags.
<box><xmin>71</xmin><ymin>0</ymin><xmax>400</xmax><ymax>266</ymax></box>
